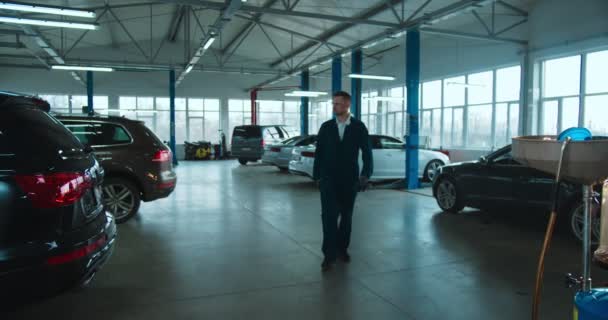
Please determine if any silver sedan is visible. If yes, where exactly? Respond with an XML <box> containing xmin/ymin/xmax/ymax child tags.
<box><xmin>262</xmin><ymin>135</ymin><xmax>317</xmax><ymax>170</ymax></box>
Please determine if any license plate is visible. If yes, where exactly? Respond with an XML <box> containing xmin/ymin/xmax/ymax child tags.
<box><xmin>81</xmin><ymin>189</ymin><xmax>98</xmax><ymax>215</ymax></box>
<box><xmin>242</xmin><ymin>147</ymin><xmax>251</xmax><ymax>151</ymax></box>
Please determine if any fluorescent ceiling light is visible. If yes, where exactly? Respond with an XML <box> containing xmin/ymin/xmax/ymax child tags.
<box><xmin>184</xmin><ymin>65</ymin><xmax>194</xmax><ymax>74</ymax></box>
<box><xmin>445</xmin><ymin>81</ymin><xmax>485</xmax><ymax>88</ymax></box>
<box><xmin>285</xmin><ymin>91</ymin><xmax>327</xmax><ymax>97</ymax></box>
<box><xmin>293</xmin><ymin>91</ymin><xmax>327</xmax><ymax>96</ymax></box>
<box><xmin>364</xmin><ymin>96</ymin><xmax>404</xmax><ymax>101</ymax></box>
<box><xmin>52</xmin><ymin>65</ymin><xmax>113</xmax><ymax>72</ymax></box>
<box><xmin>348</xmin><ymin>74</ymin><xmax>395</xmax><ymax>81</ymax></box>
<box><xmin>0</xmin><ymin>2</ymin><xmax>96</xmax><ymax>18</ymax></box>
<box><xmin>0</xmin><ymin>16</ymin><xmax>98</xmax><ymax>30</ymax></box>
<box><xmin>392</xmin><ymin>30</ymin><xmax>407</xmax><ymax>38</ymax></box>
<box><xmin>203</xmin><ymin>37</ymin><xmax>215</xmax><ymax>50</ymax></box>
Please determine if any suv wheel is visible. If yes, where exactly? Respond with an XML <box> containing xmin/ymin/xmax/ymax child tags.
<box><xmin>102</xmin><ymin>177</ymin><xmax>141</xmax><ymax>223</ymax></box>
<box><xmin>238</xmin><ymin>158</ymin><xmax>248</xmax><ymax>165</ymax></box>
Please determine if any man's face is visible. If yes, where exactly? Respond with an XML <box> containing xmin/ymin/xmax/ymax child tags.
<box><xmin>333</xmin><ymin>96</ymin><xmax>350</xmax><ymax>116</ymax></box>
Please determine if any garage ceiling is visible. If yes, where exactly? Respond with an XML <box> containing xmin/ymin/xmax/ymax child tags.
<box><xmin>0</xmin><ymin>0</ymin><xmax>533</xmax><ymax>83</ymax></box>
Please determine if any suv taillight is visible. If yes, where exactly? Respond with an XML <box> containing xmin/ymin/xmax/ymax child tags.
<box><xmin>153</xmin><ymin>150</ymin><xmax>171</xmax><ymax>162</ymax></box>
<box><xmin>301</xmin><ymin>151</ymin><xmax>315</xmax><ymax>158</ymax></box>
<box><xmin>15</xmin><ymin>172</ymin><xmax>92</xmax><ymax>208</ymax></box>
<box><xmin>261</xmin><ymin>139</ymin><xmax>265</xmax><ymax>147</ymax></box>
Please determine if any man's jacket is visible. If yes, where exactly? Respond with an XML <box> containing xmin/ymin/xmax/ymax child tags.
<box><xmin>313</xmin><ymin>117</ymin><xmax>373</xmax><ymax>184</ymax></box>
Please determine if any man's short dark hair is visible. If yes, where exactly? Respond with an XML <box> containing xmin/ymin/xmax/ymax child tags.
<box><xmin>333</xmin><ymin>91</ymin><xmax>351</xmax><ymax>102</ymax></box>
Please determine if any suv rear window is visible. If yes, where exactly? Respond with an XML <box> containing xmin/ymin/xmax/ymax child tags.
<box><xmin>0</xmin><ymin>105</ymin><xmax>84</xmax><ymax>170</ymax></box>
<box><xmin>63</xmin><ymin>121</ymin><xmax>132</xmax><ymax>146</ymax></box>
<box><xmin>233</xmin><ymin>126</ymin><xmax>261</xmax><ymax>138</ymax></box>
<box><xmin>0</xmin><ymin>107</ymin><xmax>83</xmax><ymax>156</ymax></box>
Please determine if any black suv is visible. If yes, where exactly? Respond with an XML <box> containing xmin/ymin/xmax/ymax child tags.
<box><xmin>0</xmin><ymin>92</ymin><xmax>116</xmax><ymax>300</ymax></box>
<box><xmin>55</xmin><ymin>114</ymin><xmax>177</xmax><ymax>223</ymax></box>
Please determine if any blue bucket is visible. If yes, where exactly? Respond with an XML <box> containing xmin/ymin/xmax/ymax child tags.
<box><xmin>574</xmin><ymin>288</ymin><xmax>608</xmax><ymax>319</ymax></box>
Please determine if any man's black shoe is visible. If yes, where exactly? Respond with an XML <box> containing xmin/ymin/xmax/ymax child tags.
<box><xmin>339</xmin><ymin>252</ymin><xmax>351</xmax><ymax>263</ymax></box>
<box><xmin>321</xmin><ymin>259</ymin><xmax>335</xmax><ymax>272</ymax></box>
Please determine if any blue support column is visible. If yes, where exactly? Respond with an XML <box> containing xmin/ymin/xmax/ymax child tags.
<box><xmin>86</xmin><ymin>71</ymin><xmax>94</xmax><ymax>114</ymax></box>
<box><xmin>169</xmin><ymin>69</ymin><xmax>178</xmax><ymax>165</ymax></box>
<box><xmin>300</xmin><ymin>70</ymin><xmax>309</xmax><ymax>135</ymax></box>
<box><xmin>405</xmin><ymin>30</ymin><xmax>420</xmax><ymax>190</ymax></box>
<box><xmin>331</xmin><ymin>55</ymin><xmax>342</xmax><ymax>94</ymax></box>
<box><xmin>350</xmin><ymin>49</ymin><xmax>362</xmax><ymax>119</ymax></box>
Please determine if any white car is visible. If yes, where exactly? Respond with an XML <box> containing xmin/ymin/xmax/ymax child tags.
<box><xmin>288</xmin><ymin>135</ymin><xmax>450</xmax><ymax>181</ymax></box>
<box><xmin>262</xmin><ymin>135</ymin><xmax>317</xmax><ymax>170</ymax></box>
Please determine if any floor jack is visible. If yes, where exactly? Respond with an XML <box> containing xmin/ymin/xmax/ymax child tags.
<box><xmin>512</xmin><ymin>128</ymin><xmax>608</xmax><ymax>320</ymax></box>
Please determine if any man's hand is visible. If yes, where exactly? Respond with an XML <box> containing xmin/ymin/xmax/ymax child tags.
<box><xmin>358</xmin><ymin>176</ymin><xmax>370</xmax><ymax>192</ymax></box>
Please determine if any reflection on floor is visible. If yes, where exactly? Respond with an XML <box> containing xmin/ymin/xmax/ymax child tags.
<box><xmin>5</xmin><ymin>160</ymin><xmax>607</xmax><ymax>319</ymax></box>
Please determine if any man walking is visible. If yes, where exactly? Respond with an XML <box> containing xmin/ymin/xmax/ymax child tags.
<box><xmin>313</xmin><ymin>91</ymin><xmax>373</xmax><ymax>272</ymax></box>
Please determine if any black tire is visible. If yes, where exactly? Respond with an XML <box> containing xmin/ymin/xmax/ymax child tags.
<box><xmin>238</xmin><ymin>158</ymin><xmax>248</xmax><ymax>165</ymax></box>
<box><xmin>434</xmin><ymin>176</ymin><xmax>464</xmax><ymax>213</ymax></box>
<box><xmin>568</xmin><ymin>201</ymin><xmax>601</xmax><ymax>244</ymax></box>
<box><xmin>423</xmin><ymin>160</ymin><xmax>444</xmax><ymax>182</ymax></box>
<box><xmin>102</xmin><ymin>177</ymin><xmax>141</xmax><ymax>224</ymax></box>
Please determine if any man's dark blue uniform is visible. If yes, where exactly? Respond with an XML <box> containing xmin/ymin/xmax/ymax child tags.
<box><xmin>313</xmin><ymin>117</ymin><xmax>373</xmax><ymax>265</ymax></box>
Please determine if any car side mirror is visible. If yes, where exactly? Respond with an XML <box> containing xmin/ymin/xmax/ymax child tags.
<box><xmin>480</xmin><ymin>156</ymin><xmax>489</xmax><ymax>164</ymax></box>
<box><xmin>83</xmin><ymin>145</ymin><xmax>94</xmax><ymax>154</ymax></box>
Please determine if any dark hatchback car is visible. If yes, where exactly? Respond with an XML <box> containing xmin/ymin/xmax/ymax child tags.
<box><xmin>432</xmin><ymin>145</ymin><xmax>600</xmax><ymax>242</ymax></box>
<box><xmin>56</xmin><ymin>114</ymin><xmax>177</xmax><ymax>223</ymax></box>
<box><xmin>231</xmin><ymin>125</ymin><xmax>295</xmax><ymax>165</ymax></box>
<box><xmin>0</xmin><ymin>93</ymin><xmax>116</xmax><ymax>301</ymax></box>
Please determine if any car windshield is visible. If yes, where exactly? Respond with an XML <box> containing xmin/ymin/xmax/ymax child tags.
<box><xmin>486</xmin><ymin>145</ymin><xmax>513</xmax><ymax>161</ymax></box>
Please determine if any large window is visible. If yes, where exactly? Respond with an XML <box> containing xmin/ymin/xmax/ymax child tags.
<box><xmin>384</xmin><ymin>86</ymin><xmax>405</xmax><ymax>139</ymax></box>
<box><xmin>188</xmin><ymin>98</ymin><xmax>220</xmax><ymax>143</ymax></box>
<box><xmin>362</xmin><ymin>91</ymin><xmax>379</xmax><ymax>134</ymax></box>
<box><xmin>284</xmin><ymin>101</ymin><xmax>301</xmax><ymax>132</ymax></box>
<box><xmin>539</xmin><ymin>49</ymin><xmax>608</xmax><ymax>136</ymax></box>
<box><xmin>39</xmin><ymin>94</ymin><xmax>108</xmax><ymax>115</ymax></box>
<box><xmin>117</xmin><ymin>96</ymin><xmax>221</xmax><ymax>144</ymax></box>
<box><xmin>422</xmin><ymin>80</ymin><xmax>442</xmax><ymax>147</ymax></box>
<box><xmin>443</xmin><ymin>76</ymin><xmax>465</xmax><ymax>147</ymax></box>
<box><xmin>309</xmin><ymin>99</ymin><xmax>331</xmax><ymax>134</ymax></box>
<box><xmin>258</xmin><ymin>100</ymin><xmax>283</xmax><ymax>125</ymax></box>
<box><xmin>416</xmin><ymin>65</ymin><xmax>521</xmax><ymax>150</ymax></box>
<box><xmin>228</xmin><ymin>99</ymin><xmax>250</xmax><ymax>145</ymax></box>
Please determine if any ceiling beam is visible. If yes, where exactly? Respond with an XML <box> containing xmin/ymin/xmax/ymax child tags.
<box><xmin>168</xmin><ymin>5</ymin><xmax>187</xmax><ymax>42</ymax></box>
<box><xmin>162</xmin><ymin>0</ymin><xmax>401</xmax><ymax>28</ymax></box>
<box><xmin>233</xmin><ymin>13</ymin><xmax>343</xmax><ymax>50</ymax></box>
<box><xmin>420</xmin><ymin>27</ymin><xmax>527</xmax><ymax>44</ymax></box>
<box><xmin>176</xmin><ymin>0</ymin><xmax>243</xmax><ymax>85</ymax></box>
<box><xmin>220</xmin><ymin>0</ymin><xmax>280</xmax><ymax>56</ymax></box>
<box><xmin>250</xmin><ymin>0</ymin><xmax>512</xmax><ymax>89</ymax></box>
<box><xmin>496</xmin><ymin>0</ymin><xmax>528</xmax><ymax>16</ymax></box>
<box><xmin>404</xmin><ymin>0</ymin><xmax>433</xmax><ymax>23</ymax></box>
<box><xmin>18</xmin><ymin>25</ymin><xmax>86</xmax><ymax>85</ymax></box>
<box><xmin>268</xmin><ymin>0</ymin><xmax>404</xmax><ymax>68</ymax></box>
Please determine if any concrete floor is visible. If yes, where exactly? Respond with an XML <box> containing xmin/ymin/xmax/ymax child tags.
<box><xmin>6</xmin><ymin>160</ymin><xmax>608</xmax><ymax>320</ymax></box>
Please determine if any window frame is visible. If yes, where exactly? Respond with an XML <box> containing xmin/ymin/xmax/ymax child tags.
<box><xmin>61</xmin><ymin>120</ymin><xmax>134</xmax><ymax>148</ymax></box>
